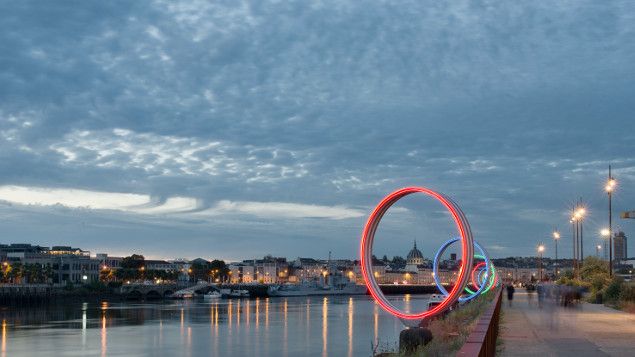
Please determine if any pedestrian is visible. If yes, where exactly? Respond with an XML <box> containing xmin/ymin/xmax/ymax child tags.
<box><xmin>506</xmin><ymin>284</ymin><xmax>515</xmax><ymax>306</ymax></box>
<box><xmin>537</xmin><ymin>283</ymin><xmax>545</xmax><ymax>308</ymax></box>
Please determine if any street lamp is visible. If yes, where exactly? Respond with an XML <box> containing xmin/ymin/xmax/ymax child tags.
<box><xmin>553</xmin><ymin>231</ymin><xmax>560</xmax><ymax>276</ymax></box>
<box><xmin>571</xmin><ymin>205</ymin><xmax>586</xmax><ymax>275</ymax></box>
<box><xmin>576</xmin><ymin>207</ymin><xmax>585</xmax><ymax>264</ymax></box>
<box><xmin>606</xmin><ymin>165</ymin><xmax>617</xmax><ymax>277</ymax></box>
<box><xmin>538</xmin><ymin>244</ymin><xmax>545</xmax><ymax>281</ymax></box>
<box><xmin>601</xmin><ymin>228</ymin><xmax>611</xmax><ymax>275</ymax></box>
<box><xmin>596</xmin><ymin>244</ymin><xmax>602</xmax><ymax>258</ymax></box>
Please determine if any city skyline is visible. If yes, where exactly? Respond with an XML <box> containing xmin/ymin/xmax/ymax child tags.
<box><xmin>1</xmin><ymin>2</ymin><xmax>635</xmax><ymax>260</ymax></box>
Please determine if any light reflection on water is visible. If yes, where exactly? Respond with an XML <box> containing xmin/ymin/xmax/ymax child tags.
<box><xmin>0</xmin><ymin>294</ymin><xmax>429</xmax><ymax>356</ymax></box>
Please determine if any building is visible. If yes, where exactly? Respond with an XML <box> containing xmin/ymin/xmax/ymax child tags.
<box><xmin>291</xmin><ymin>257</ymin><xmax>326</xmax><ymax>280</ymax></box>
<box><xmin>254</xmin><ymin>257</ymin><xmax>288</xmax><ymax>284</ymax></box>
<box><xmin>497</xmin><ymin>267</ymin><xmax>541</xmax><ymax>283</ymax></box>
<box><xmin>0</xmin><ymin>243</ymin><xmax>49</xmax><ymax>261</ymax></box>
<box><xmin>96</xmin><ymin>253</ymin><xmax>123</xmax><ymax>270</ymax></box>
<box><xmin>0</xmin><ymin>243</ymin><xmax>101</xmax><ymax>284</ymax></box>
<box><xmin>405</xmin><ymin>240</ymin><xmax>429</xmax><ymax>272</ymax></box>
<box><xmin>228</xmin><ymin>263</ymin><xmax>255</xmax><ymax>283</ymax></box>
<box><xmin>145</xmin><ymin>260</ymin><xmax>176</xmax><ymax>271</ymax></box>
<box><xmin>614</xmin><ymin>231</ymin><xmax>628</xmax><ymax>262</ymax></box>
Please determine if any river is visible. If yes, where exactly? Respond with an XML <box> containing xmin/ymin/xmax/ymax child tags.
<box><xmin>0</xmin><ymin>294</ymin><xmax>430</xmax><ymax>356</ymax></box>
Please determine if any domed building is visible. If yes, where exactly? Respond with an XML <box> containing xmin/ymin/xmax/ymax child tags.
<box><xmin>405</xmin><ymin>240</ymin><xmax>424</xmax><ymax>272</ymax></box>
<box><xmin>407</xmin><ymin>240</ymin><xmax>424</xmax><ymax>265</ymax></box>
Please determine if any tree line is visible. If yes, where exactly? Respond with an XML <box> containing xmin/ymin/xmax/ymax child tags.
<box><xmin>1</xmin><ymin>262</ymin><xmax>54</xmax><ymax>284</ymax></box>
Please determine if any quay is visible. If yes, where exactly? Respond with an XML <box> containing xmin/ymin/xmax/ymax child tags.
<box><xmin>500</xmin><ymin>292</ymin><xmax>635</xmax><ymax>356</ymax></box>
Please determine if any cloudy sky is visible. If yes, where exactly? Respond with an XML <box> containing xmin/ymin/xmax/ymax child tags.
<box><xmin>1</xmin><ymin>1</ymin><xmax>634</xmax><ymax>261</ymax></box>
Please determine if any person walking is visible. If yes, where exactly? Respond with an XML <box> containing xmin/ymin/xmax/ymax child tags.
<box><xmin>506</xmin><ymin>284</ymin><xmax>515</xmax><ymax>306</ymax></box>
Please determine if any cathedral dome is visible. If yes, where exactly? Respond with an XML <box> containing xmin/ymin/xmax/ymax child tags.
<box><xmin>406</xmin><ymin>241</ymin><xmax>424</xmax><ymax>264</ymax></box>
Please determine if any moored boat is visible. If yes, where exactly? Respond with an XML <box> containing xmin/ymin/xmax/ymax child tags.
<box><xmin>203</xmin><ymin>290</ymin><xmax>222</xmax><ymax>300</ymax></box>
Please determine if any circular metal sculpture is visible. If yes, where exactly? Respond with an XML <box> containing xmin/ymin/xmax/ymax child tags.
<box><xmin>360</xmin><ymin>187</ymin><xmax>474</xmax><ymax>322</ymax></box>
<box><xmin>465</xmin><ymin>260</ymin><xmax>497</xmax><ymax>295</ymax></box>
<box><xmin>433</xmin><ymin>238</ymin><xmax>492</xmax><ymax>302</ymax></box>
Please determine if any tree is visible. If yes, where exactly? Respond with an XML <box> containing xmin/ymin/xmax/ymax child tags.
<box><xmin>8</xmin><ymin>262</ymin><xmax>23</xmax><ymax>283</ymax></box>
<box><xmin>209</xmin><ymin>260</ymin><xmax>229</xmax><ymax>282</ymax></box>
<box><xmin>100</xmin><ymin>267</ymin><xmax>115</xmax><ymax>282</ymax></box>
<box><xmin>580</xmin><ymin>256</ymin><xmax>609</xmax><ymax>281</ymax></box>
<box><xmin>190</xmin><ymin>261</ymin><xmax>211</xmax><ymax>282</ymax></box>
<box><xmin>1</xmin><ymin>263</ymin><xmax>12</xmax><ymax>283</ymax></box>
<box><xmin>391</xmin><ymin>256</ymin><xmax>406</xmax><ymax>268</ymax></box>
<box><xmin>121</xmin><ymin>254</ymin><xmax>145</xmax><ymax>269</ymax></box>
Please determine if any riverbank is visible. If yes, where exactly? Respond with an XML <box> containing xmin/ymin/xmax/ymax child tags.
<box><xmin>373</xmin><ymin>289</ymin><xmax>498</xmax><ymax>356</ymax></box>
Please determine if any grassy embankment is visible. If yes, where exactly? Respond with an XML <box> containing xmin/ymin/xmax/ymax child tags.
<box><xmin>374</xmin><ymin>289</ymin><xmax>498</xmax><ymax>357</ymax></box>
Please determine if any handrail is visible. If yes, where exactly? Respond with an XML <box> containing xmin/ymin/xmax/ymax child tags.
<box><xmin>457</xmin><ymin>288</ymin><xmax>503</xmax><ymax>357</ymax></box>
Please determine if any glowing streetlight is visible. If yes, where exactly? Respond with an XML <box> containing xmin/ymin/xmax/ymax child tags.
<box><xmin>606</xmin><ymin>165</ymin><xmax>616</xmax><ymax>277</ymax></box>
<box><xmin>553</xmin><ymin>231</ymin><xmax>560</xmax><ymax>276</ymax></box>
<box><xmin>571</xmin><ymin>204</ymin><xmax>587</xmax><ymax>274</ymax></box>
<box><xmin>596</xmin><ymin>244</ymin><xmax>602</xmax><ymax>257</ymax></box>
<box><xmin>538</xmin><ymin>244</ymin><xmax>545</xmax><ymax>281</ymax></box>
<box><xmin>601</xmin><ymin>228</ymin><xmax>610</xmax><ymax>237</ymax></box>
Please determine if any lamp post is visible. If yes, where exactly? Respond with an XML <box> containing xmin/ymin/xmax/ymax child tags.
<box><xmin>538</xmin><ymin>244</ymin><xmax>545</xmax><ymax>281</ymax></box>
<box><xmin>571</xmin><ymin>216</ymin><xmax>577</xmax><ymax>276</ymax></box>
<box><xmin>601</xmin><ymin>228</ymin><xmax>611</xmax><ymax>275</ymax></box>
<box><xmin>577</xmin><ymin>207</ymin><xmax>586</xmax><ymax>264</ymax></box>
<box><xmin>571</xmin><ymin>206</ymin><xmax>585</xmax><ymax>276</ymax></box>
<box><xmin>596</xmin><ymin>244</ymin><xmax>602</xmax><ymax>258</ymax></box>
<box><xmin>553</xmin><ymin>231</ymin><xmax>560</xmax><ymax>277</ymax></box>
<box><xmin>605</xmin><ymin>165</ymin><xmax>616</xmax><ymax>277</ymax></box>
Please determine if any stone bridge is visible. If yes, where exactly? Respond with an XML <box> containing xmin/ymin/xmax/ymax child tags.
<box><xmin>119</xmin><ymin>283</ymin><xmax>182</xmax><ymax>300</ymax></box>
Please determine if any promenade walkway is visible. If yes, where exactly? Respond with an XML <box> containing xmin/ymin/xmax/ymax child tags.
<box><xmin>499</xmin><ymin>291</ymin><xmax>635</xmax><ymax>356</ymax></box>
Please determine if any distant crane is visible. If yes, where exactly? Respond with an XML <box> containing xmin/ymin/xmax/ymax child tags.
<box><xmin>621</xmin><ymin>211</ymin><xmax>635</xmax><ymax>219</ymax></box>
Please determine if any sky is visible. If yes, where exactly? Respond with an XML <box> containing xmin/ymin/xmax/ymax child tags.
<box><xmin>1</xmin><ymin>0</ymin><xmax>634</xmax><ymax>261</ymax></box>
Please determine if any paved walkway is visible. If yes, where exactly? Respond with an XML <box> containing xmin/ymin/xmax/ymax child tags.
<box><xmin>499</xmin><ymin>291</ymin><xmax>635</xmax><ymax>356</ymax></box>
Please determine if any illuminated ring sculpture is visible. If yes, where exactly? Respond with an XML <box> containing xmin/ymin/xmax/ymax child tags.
<box><xmin>470</xmin><ymin>262</ymin><xmax>487</xmax><ymax>289</ymax></box>
<box><xmin>433</xmin><ymin>238</ymin><xmax>490</xmax><ymax>302</ymax></box>
<box><xmin>465</xmin><ymin>258</ymin><xmax>489</xmax><ymax>292</ymax></box>
<box><xmin>360</xmin><ymin>187</ymin><xmax>474</xmax><ymax>323</ymax></box>
<box><xmin>466</xmin><ymin>263</ymin><xmax>491</xmax><ymax>293</ymax></box>
<box><xmin>465</xmin><ymin>261</ymin><xmax>497</xmax><ymax>295</ymax></box>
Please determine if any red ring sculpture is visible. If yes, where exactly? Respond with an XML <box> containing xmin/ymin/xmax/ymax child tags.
<box><xmin>360</xmin><ymin>187</ymin><xmax>474</xmax><ymax>322</ymax></box>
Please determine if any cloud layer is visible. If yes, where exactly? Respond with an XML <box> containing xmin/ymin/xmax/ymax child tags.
<box><xmin>1</xmin><ymin>1</ymin><xmax>634</xmax><ymax>259</ymax></box>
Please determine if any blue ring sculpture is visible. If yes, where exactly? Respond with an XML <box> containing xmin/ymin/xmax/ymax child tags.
<box><xmin>433</xmin><ymin>238</ymin><xmax>491</xmax><ymax>302</ymax></box>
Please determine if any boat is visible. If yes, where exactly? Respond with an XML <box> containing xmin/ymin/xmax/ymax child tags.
<box><xmin>220</xmin><ymin>288</ymin><xmax>250</xmax><ymax>298</ymax></box>
<box><xmin>426</xmin><ymin>294</ymin><xmax>445</xmax><ymax>310</ymax></box>
<box><xmin>170</xmin><ymin>291</ymin><xmax>194</xmax><ymax>299</ymax></box>
<box><xmin>269</xmin><ymin>252</ymin><xmax>367</xmax><ymax>297</ymax></box>
<box><xmin>268</xmin><ymin>281</ymin><xmax>367</xmax><ymax>297</ymax></box>
<box><xmin>203</xmin><ymin>290</ymin><xmax>222</xmax><ymax>300</ymax></box>
<box><xmin>268</xmin><ymin>272</ymin><xmax>367</xmax><ymax>297</ymax></box>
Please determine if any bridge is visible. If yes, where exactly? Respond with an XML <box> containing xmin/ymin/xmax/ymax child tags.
<box><xmin>119</xmin><ymin>283</ymin><xmax>182</xmax><ymax>299</ymax></box>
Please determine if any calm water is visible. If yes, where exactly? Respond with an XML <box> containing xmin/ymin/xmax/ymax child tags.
<box><xmin>0</xmin><ymin>294</ymin><xmax>430</xmax><ymax>356</ymax></box>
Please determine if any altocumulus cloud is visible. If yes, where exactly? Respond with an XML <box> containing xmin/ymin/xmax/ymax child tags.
<box><xmin>0</xmin><ymin>1</ymin><xmax>634</xmax><ymax>258</ymax></box>
<box><xmin>50</xmin><ymin>128</ymin><xmax>311</xmax><ymax>182</ymax></box>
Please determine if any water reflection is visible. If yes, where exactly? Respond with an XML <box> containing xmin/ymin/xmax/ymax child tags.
<box><xmin>0</xmin><ymin>294</ymin><xmax>429</xmax><ymax>356</ymax></box>
<box><xmin>348</xmin><ymin>297</ymin><xmax>353</xmax><ymax>357</ymax></box>
<box><xmin>322</xmin><ymin>297</ymin><xmax>328</xmax><ymax>357</ymax></box>
<box><xmin>2</xmin><ymin>319</ymin><xmax>6</xmax><ymax>357</ymax></box>
<box><xmin>101</xmin><ymin>314</ymin><xmax>107</xmax><ymax>357</ymax></box>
